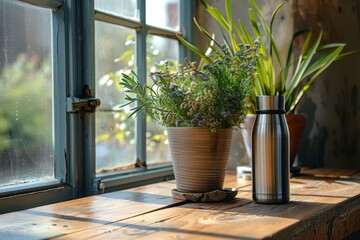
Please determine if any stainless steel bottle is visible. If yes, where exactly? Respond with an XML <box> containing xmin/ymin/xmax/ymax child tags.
<box><xmin>252</xmin><ymin>95</ymin><xmax>290</xmax><ymax>204</ymax></box>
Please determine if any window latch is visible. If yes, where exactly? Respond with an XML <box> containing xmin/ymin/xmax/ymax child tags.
<box><xmin>66</xmin><ymin>85</ymin><xmax>101</xmax><ymax>113</ymax></box>
<box><xmin>66</xmin><ymin>97</ymin><xmax>101</xmax><ymax>113</ymax></box>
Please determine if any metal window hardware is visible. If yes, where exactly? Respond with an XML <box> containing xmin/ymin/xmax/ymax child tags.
<box><xmin>93</xmin><ymin>178</ymin><xmax>105</xmax><ymax>194</ymax></box>
<box><xmin>66</xmin><ymin>85</ymin><xmax>101</xmax><ymax>113</ymax></box>
<box><xmin>66</xmin><ymin>97</ymin><xmax>101</xmax><ymax>113</ymax></box>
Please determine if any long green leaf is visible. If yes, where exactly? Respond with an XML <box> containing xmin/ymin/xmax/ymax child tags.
<box><xmin>335</xmin><ymin>49</ymin><xmax>360</xmax><ymax>60</ymax></box>
<box><xmin>238</xmin><ymin>19</ymin><xmax>253</xmax><ymax>45</ymax></box>
<box><xmin>219</xmin><ymin>29</ymin><xmax>234</xmax><ymax>56</ymax></box>
<box><xmin>282</xmin><ymin>30</ymin><xmax>309</xmax><ymax>88</ymax></box>
<box><xmin>269</xmin><ymin>1</ymin><xmax>286</xmax><ymax>64</ymax></box>
<box><xmin>225</xmin><ymin>0</ymin><xmax>238</xmax><ymax>51</ymax></box>
<box><xmin>249</xmin><ymin>9</ymin><xmax>261</xmax><ymax>38</ymax></box>
<box><xmin>286</xmin><ymin>32</ymin><xmax>321</xmax><ymax>98</ymax></box>
<box><xmin>248</xmin><ymin>0</ymin><xmax>283</xmax><ymax>67</ymax></box>
<box><xmin>177</xmin><ymin>34</ymin><xmax>213</xmax><ymax>63</ymax></box>
<box><xmin>302</xmin><ymin>45</ymin><xmax>345</xmax><ymax>78</ymax></box>
<box><xmin>288</xmin><ymin>45</ymin><xmax>344</xmax><ymax>113</ymax></box>
<box><xmin>193</xmin><ymin>17</ymin><xmax>222</xmax><ymax>49</ymax></box>
<box><xmin>199</xmin><ymin>0</ymin><xmax>230</xmax><ymax>32</ymax></box>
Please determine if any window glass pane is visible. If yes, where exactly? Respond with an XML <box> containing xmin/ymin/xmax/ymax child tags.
<box><xmin>95</xmin><ymin>21</ymin><xmax>136</xmax><ymax>173</ymax></box>
<box><xmin>95</xmin><ymin>0</ymin><xmax>137</xmax><ymax>20</ymax></box>
<box><xmin>146</xmin><ymin>35</ymin><xmax>178</xmax><ymax>165</ymax></box>
<box><xmin>0</xmin><ymin>0</ymin><xmax>54</xmax><ymax>188</ymax></box>
<box><xmin>146</xmin><ymin>0</ymin><xmax>179</xmax><ymax>30</ymax></box>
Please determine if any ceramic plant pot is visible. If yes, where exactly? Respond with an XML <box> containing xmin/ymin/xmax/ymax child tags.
<box><xmin>240</xmin><ymin>114</ymin><xmax>256</xmax><ymax>166</ymax></box>
<box><xmin>286</xmin><ymin>114</ymin><xmax>306</xmax><ymax>171</ymax></box>
<box><xmin>167</xmin><ymin>127</ymin><xmax>233</xmax><ymax>193</ymax></box>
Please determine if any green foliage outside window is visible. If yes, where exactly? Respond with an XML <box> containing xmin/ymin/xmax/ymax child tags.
<box><xmin>0</xmin><ymin>54</ymin><xmax>52</xmax><ymax>152</ymax></box>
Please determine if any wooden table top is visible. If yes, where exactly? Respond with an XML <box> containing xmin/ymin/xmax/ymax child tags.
<box><xmin>1</xmin><ymin>168</ymin><xmax>360</xmax><ymax>239</ymax></box>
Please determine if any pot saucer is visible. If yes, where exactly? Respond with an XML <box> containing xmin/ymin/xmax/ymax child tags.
<box><xmin>172</xmin><ymin>188</ymin><xmax>238</xmax><ymax>202</ymax></box>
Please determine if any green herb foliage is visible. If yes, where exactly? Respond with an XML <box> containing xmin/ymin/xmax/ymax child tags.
<box><xmin>120</xmin><ymin>43</ymin><xmax>259</xmax><ymax>132</ymax></box>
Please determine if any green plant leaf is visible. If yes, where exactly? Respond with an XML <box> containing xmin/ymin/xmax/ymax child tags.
<box><xmin>177</xmin><ymin>34</ymin><xmax>213</xmax><ymax>63</ymax></box>
<box><xmin>225</xmin><ymin>0</ymin><xmax>238</xmax><ymax>51</ymax></box>
<box><xmin>282</xmin><ymin>30</ymin><xmax>310</xmax><ymax>88</ymax></box>
<box><xmin>286</xmin><ymin>32</ymin><xmax>321</xmax><ymax>100</ymax></box>
<box><xmin>193</xmin><ymin>17</ymin><xmax>222</xmax><ymax>49</ymax></box>
<box><xmin>199</xmin><ymin>0</ymin><xmax>230</xmax><ymax>32</ymax></box>
<box><xmin>269</xmin><ymin>1</ymin><xmax>286</xmax><ymax>63</ymax></box>
<box><xmin>288</xmin><ymin>45</ymin><xmax>344</xmax><ymax>113</ymax></box>
<box><xmin>248</xmin><ymin>0</ymin><xmax>283</xmax><ymax>67</ymax></box>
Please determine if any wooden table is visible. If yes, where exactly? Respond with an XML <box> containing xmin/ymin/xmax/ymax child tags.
<box><xmin>1</xmin><ymin>168</ymin><xmax>360</xmax><ymax>239</ymax></box>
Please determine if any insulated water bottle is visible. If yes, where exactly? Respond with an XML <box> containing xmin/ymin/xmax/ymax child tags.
<box><xmin>252</xmin><ymin>95</ymin><xmax>290</xmax><ymax>204</ymax></box>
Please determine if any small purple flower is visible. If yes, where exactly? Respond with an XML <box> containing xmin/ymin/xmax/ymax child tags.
<box><xmin>196</xmin><ymin>71</ymin><xmax>208</xmax><ymax>81</ymax></box>
<box><xmin>198</xmin><ymin>119</ymin><xmax>206</xmax><ymax>127</ymax></box>
<box><xmin>176</xmin><ymin>120</ymin><xmax>182</xmax><ymax>127</ymax></box>
<box><xmin>177</xmin><ymin>92</ymin><xmax>185</xmax><ymax>98</ymax></box>
<box><xmin>203</xmin><ymin>63</ymin><xmax>210</xmax><ymax>70</ymax></box>
<box><xmin>194</xmin><ymin>112</ymin><xmax>201</xmax><ymax>119</ymax></box>
<box><xmin>170</xmin><ymin>91</ymin><xmax>177</xmax><ymax>98</ymax></box>
<box><xmin>169</xmin><ymin>83</ymin><xmax>179</xmax><ymax>89</ymax></box>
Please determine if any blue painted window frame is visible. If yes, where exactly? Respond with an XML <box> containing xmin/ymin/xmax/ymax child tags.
<box><xmin>0</xmin><ymin>0</ymin><xmax>194</xmax><ymax>213</ymax></box>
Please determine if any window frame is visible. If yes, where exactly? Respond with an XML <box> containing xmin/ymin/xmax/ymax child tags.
<box><xmin>0</xmin><ymin>0</ymin><xmax>195</xmax><ymax>213</ymax></box>
<box><xmin>0</xmin><ymin>0</ymin><xmax>72</xmax><ymax>213</ymax></box>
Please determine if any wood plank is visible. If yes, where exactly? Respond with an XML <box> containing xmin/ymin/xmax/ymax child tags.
<box><xmin>56</xmin><ymin>176</ymin><xmax>360</xmax><ymax>239</ymax></box>
<box><xmin>0</xmin><ymin>180</ymin><xmax>179</xmax><ymax>239</ymax></box>
<box><xmin>301</xmin><ymin>168</ymin><xmax>360</xmax><ymax>180</ymax></box>
<box><xmin>51</xmin><ymin>174</ymin><xmax>252</xmax><ymax>239</ymax></box>
<box><xmin>294</xmin><ymin>204</ymin><xmax>360</xmax><ymax>240</ymax></box>
<box><xmin>0</xmin><ymin>172</ymin><xmax>247</xmax><ymax>239</ymax></box>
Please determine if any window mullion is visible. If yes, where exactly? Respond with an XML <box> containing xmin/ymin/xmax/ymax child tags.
<box><xmin>135</xmin><ymin>0</ymin><xmax>147</xmax><ymax>166</ymax></box>
<box><xmin>66</xmin><ymin>0</ymin><xmax>96</xmax><ymax>197</ymax></box>
<box><xmin>94</xmin><ymin>9</ymin><xmax>142</xmax><ymax>30</ymax></box>
<box><xmin>53</xmin><ymin>1</ymin><xmax>67</xmax><ymax>183</ymax></box>
<box><xmin>147</xmin><ymin>25</ymin><xmax>180</xmax><ymax>40</ymax></box>
<box><xmin>65</xmin><ymin>0</ymin><xmax>87</xmax><ymax>197</ymax></box>
<box><xmin>81</xmin><ymin>0</ymin><xmax>96</xmax><ymax>196</ymax></box>
<box><xmin>179</xmin><ymin>0</ymin><xmax>195</xmax><ymax>62</ymax></box>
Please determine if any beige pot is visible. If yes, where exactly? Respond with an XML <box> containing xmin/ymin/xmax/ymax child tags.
<box><xmin>167</xmin><ymin>127</ymin><xmax>233</xmax><ymax>193</ymax></box>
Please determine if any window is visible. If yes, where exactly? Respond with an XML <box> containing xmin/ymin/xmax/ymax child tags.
<box><xmin>0</xmin><ymin>0</ymin><xmax>193</xmax><ymax>213</ymax></box>
<box><xmin>0</xmin><ymin>0</ymin><xmax>54</xmax><ymax>189</ymax></box>
<box><xmin>0</xmin><ymin>0</ymin><xmax>69</xmax><ymax>213</ymax></box>
<box><xmin>94</xmin><ymin>0</ymin><xmax>193</xmax><ymax>191</ymax></box>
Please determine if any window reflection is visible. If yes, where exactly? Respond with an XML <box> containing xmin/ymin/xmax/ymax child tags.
<box><xmin>95</xmin><ymin>0</ymin><xmax>138</xmax><ymax>19</ymax></box>
<box><xmin>146</xmin><ymin>0</ymin><xmax>179</xmax><ymax>30</ymax></box>
<box><xmin>0</xmin><ymin>0</ymin><xmax>54</xmax><ymax>187</ymax></box>
<box><xmin>146</xmin><ymin>35</ymin><xmax>179</xmax><ymax>165</ymax></box>
<box><xmin>95</xmin><ymin>21</ymin><xmax>136</xmax><ymax>173</ymax></box>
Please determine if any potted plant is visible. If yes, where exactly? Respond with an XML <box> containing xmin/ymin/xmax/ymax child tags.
<box><xmin>119</xmin><ymin>44</ymin><xmax>259</xmax><ymax>193</ymax></box>
<box><xmin>178</xmin><ymin>0</ymin><xmax>356</xmax><ymax>171</ymax></box>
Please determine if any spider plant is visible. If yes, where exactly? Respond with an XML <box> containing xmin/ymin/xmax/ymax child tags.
<box><xmin>178</xmin><ymin>0</ymin><xmax>356</xmax><ymax>114</ymax></box>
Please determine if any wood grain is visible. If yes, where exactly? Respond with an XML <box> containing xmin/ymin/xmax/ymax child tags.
<box><xmin>301</xmin><ymin>168</ymin><xmax>360</xmax><ymax>180</ymax></box>
<box><xmin>0</xmin><ymin>169</ymin><xmax>359</xmax><ymax>240</ymax></box>
<box><xmin>0</xmin><ymin>180</ymin><xmax>179</xmax><ymax>239</ymax></box>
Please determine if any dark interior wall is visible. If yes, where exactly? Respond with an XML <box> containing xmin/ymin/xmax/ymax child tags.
<box><xmin>294</xmin><ymin>0</ymin><xmax>360</xmax><ymax>168</ymax></box>
<box><xmin>196</xmin><ymin>0</ymin><xmax>360</xmax><ymax>168</ymax></box>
